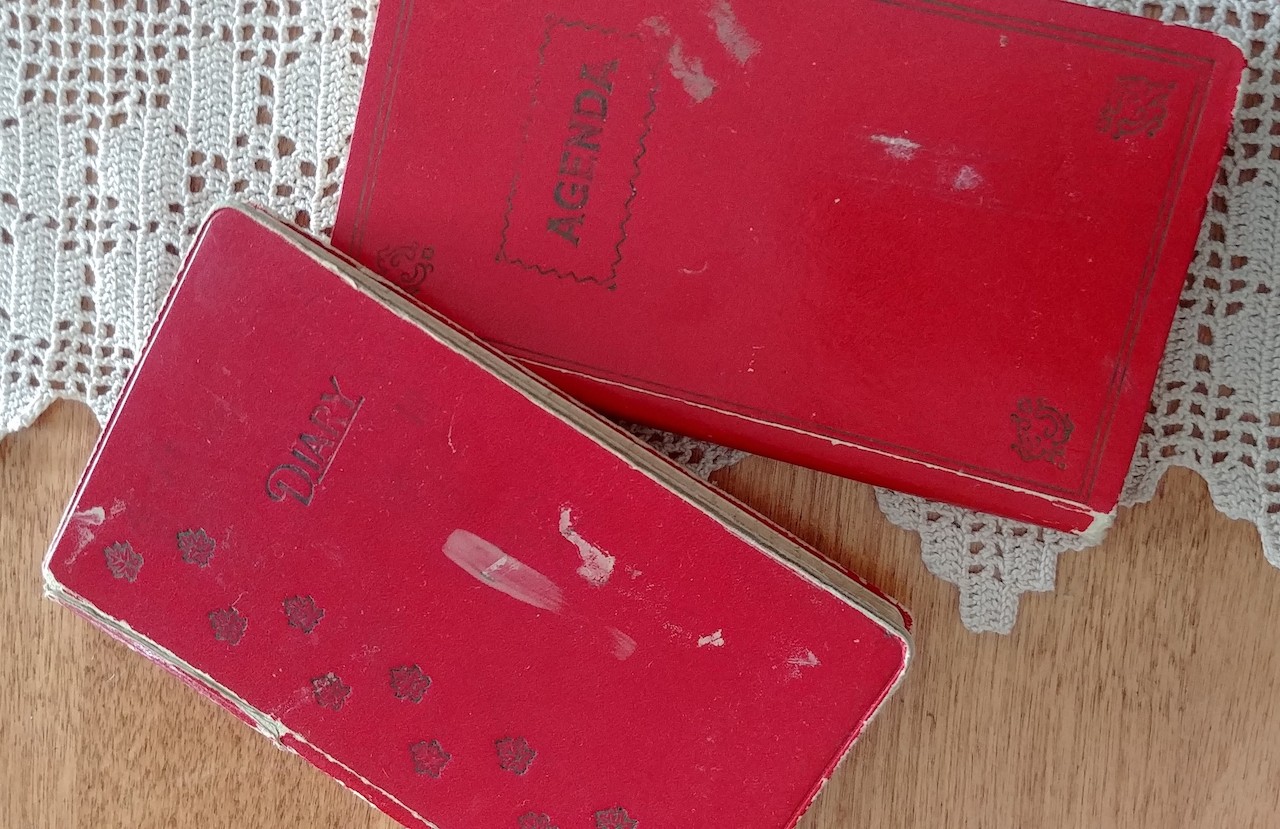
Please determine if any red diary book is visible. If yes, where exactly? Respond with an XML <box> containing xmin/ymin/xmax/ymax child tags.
<box><xmin>43</xmin><ymin>205</ymin><xmax>911</xmax><ymax>829</ymax></box>
<box><xmin>333</xmin><ymin>0</ymin><xmax>1243</xmax><ymax>533</ymax></box>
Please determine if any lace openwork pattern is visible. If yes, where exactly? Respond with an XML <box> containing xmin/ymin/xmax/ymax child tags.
<box><xmin>1</xmin><ymin>0</ymin><xmax>1275</xmax><ymax>632</ymax></box>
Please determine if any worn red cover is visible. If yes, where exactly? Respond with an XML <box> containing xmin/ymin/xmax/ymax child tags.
<box><xmin>43</xmin><ymin>205</ymin><xmax>910</xmax><ymax>829</ymax></box>
<box><xmin>333</xmin><ymin>0</ymin><xmax>1243</xmax><ymax>532</ymax></box>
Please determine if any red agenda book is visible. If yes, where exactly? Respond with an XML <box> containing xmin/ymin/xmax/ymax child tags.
<box><xmin>43</xmin><ymin>205</ymin><xmax>910</xmax><ymax>829</ymax></box>
<box><xmin>332</xmin><ymin>0</ymin><xmax>1243</xmax><ymax>533</ymax></box>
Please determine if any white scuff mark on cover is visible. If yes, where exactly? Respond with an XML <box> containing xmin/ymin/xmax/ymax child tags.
<box><xmin>642</xmin><ymin>15</ymin><xmax>717</xmax><ymax>103</ymax></box>
<box><xmin>443</xmin><ymin>531</ymin><xmax>639</xmax><ymax>661</ymax></box>
<box><xmin>668</xmin><ymin>40</ymin><xmax>717</xmax><ymax>102</ymax></box>
<box><xmin>608</xmin><ymin>627</ymin><xmax>638</xmax><ymax>660</ymax></box>
<box><xmin>446</xmin><ymin>410</ymin><xmax>457</xmax><ymax>453</ymax></box>
<box><xmin>679</xmin><ymin>262</ymin><xmax>708</xmax><ymax>275</ymax></box>
<box><xmin>953</xmin><ymin>165</ymin><xmax>982</xmax><ymax>190</ymax></box>
<box><xmin>626</xmin><ymin>565</ymin><xmax>643</xmax><ymax>579</ymax></box>
<box><xmin>999</xmin><ymin>34</ymin><xmax>1009</xmax><ymax>46</ymax></box>
<box><xmin>697</xmin><ymin>629</ymin><xmax>726</xmax><ymax>648</ymax></box>
<box><xmin>66</xmin><ymin>506</ymin><xmax>106</xmax><ymax>564</ymax></box>
<box><xmin>210</xmin><ymin>392</ymin><xmax>251</xmax><ymax>425</ymax></box>
<box><xmin>559</xmin><ymin>506</ymin><xmax>616</xmax><ymax>587</ymax></box>
<box><xmin>663</xmin><ymin>621</ymin><xmax>690</xmax><ymax>637</ymax></box>
<box><xmin>110</xmin><ymin>499</ymin><xmax>126</xmax><ymax>517</ymax></box>
<box><xmin>643</xmin><ymin>15</ymin><xmax>672</xmax><ymax>36</ymax></box>
<box><xmin>442</xmin><ymin>529</ymin><xmax>565</xmax><ymax>613</ymax></box>
<box><xmin>707</xmin><ymin>0</ymin><xmax>760</xmax><ymax>64</ymax></box>
<box><xmin>72</xmin><ymin>506</ymin><xmax>105</xmax><ymax>524</ymax></box>
<box><xmin>275</xmin><ymin>684</ymin><xmax>316</xmax><ymax>718</ymax></box>
<box><xmin>787</xmin><ymin>648</ymin><xmax>821</xmax><ymax>677</ymax></box>
<box><xmin>870</xmin><ymin>134</ymin><xmax>921</xmax><ymax>160</ymax></box>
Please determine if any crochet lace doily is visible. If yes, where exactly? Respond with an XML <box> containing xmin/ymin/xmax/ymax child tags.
<box><xmin>1</xmin><ymin>0</ymin><xmax>1275</xmax><ymax>632</ymax></box>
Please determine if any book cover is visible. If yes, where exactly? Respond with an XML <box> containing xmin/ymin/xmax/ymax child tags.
<box><xmin>43</xmin><ymin>205</ymin><xmax>911</xmax><ymax>829</ymax></box>
<box><xmin>333</xmin><ymin>0</ymin><xmax>1244</xmax><ymax>533</ymax></box>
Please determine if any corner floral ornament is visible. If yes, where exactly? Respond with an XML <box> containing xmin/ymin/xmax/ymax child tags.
<box><xmin>375</xmin><ymin>243</ymin><xmax>434</xmax><ymax>296</ymax></box>
<box><xmin>1098</xmin><ymin>74</ymin><xmax>1175</xmax><ymax>139</ymax></box>
<box><xmin>1011</xmin><ymin>397</ymin><xmax>1074</xmax><ymax>469</ymax></box>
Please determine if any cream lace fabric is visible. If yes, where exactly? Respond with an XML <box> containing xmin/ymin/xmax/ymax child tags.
<box><xmin>1</xmin><ymin>0</ymin><xmax>1274</xmax><ymax>633</ymax></box>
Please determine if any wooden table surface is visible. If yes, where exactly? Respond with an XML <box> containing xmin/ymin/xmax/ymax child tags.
<box><xmin>4</xmin><ymin>400</ymin><xmax>1280</xmax><ymax>828</ymax></box>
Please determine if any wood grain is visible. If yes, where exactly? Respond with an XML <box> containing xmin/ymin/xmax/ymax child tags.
<box><xmin>3</xmin><ymin>400</ymin><xmax>1279</xmax><ymax>828</ymax></box>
